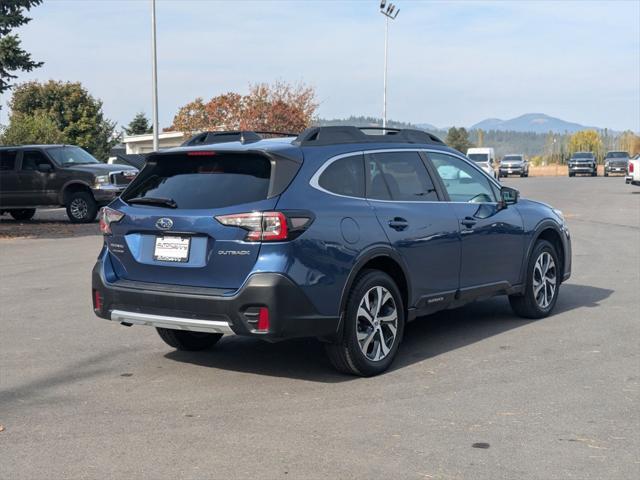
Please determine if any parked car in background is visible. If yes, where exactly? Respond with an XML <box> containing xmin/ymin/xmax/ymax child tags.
<box><xmin>626</xmin><ymin>154</ymin><xmax>640</xmax><ymax>187</ymax></box>
<box><xmin>92</xmin><ymin>127</ymin><xmax>571</xmax><ymax>376</ymax></box>
<box><xmin>603</xmin><ymin>151</ymin><xmax>629</xmax><ymax>176</ymax></box>
<box><xmin>499</xmin><ymin>154</ymin><xmax>529</xmax><ymax>178</ymax></box>
<box><xmin>107</xmin><ymin>153</ymin><xmax>146</xmax><ymax>169</ymax></box>
<box><xmin>466</xmin><ymin>147</ymin><xmax>498</xmax><ymax>179</ymax></box>
<box><xmin>0</xmin><ymin>145</ymin><xmax>138</xmax><ymax>222</ymax></box>
<box><xmin>568</xmin><ymin>152</ymin><xmax>597</xmax><ymax>177</ymax></box>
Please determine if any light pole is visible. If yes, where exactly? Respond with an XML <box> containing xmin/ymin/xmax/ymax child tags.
<box><xmin>379</xmin><ymin>1</ymin><xmax>400</xmax><ymax>132</ymax></box>
<box><xmin>151</xmin><ymin>0</ymin><xmax>159</xmax><ymax>151</ymax></box>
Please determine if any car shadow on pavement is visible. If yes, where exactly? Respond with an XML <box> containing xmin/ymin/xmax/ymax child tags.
<box><xmin>164</xmin><ymin>283</ymin><xmax>613</xmax><ymax>383</ymax></box>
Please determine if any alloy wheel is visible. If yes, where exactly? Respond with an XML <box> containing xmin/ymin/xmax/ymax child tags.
<box><xmin>70</xmin><ymin>198</ymin><xmax>88</xmax><ymax>219</ymax></box>
<box><xmin>356</xmin><ymin>286</ymin><xmax>398</xmax><ymax>362</ymax></box>
<box><xmin>533</xmin><ymin>251</ymin><xmax>557</xmax><ymax>309</ymax></box>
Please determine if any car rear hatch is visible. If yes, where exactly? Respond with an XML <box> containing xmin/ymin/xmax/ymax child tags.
<box><xmin>103</xmin><ymin>148</ymin><xmax>301</xmax><ymax>290</ymax></box>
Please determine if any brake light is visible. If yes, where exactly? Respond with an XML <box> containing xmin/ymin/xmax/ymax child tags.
<box><xmin>99</xmin><ymin>207</ymin><xmax>125</xmax><ymax>235</ymax></box>
<box><xmin>187</xmin><ymin>151</ymin><xmax>216</xmax><ymax>156</ymax></box>
<box><xmin>630</xmin><ymin>162</ymin><xmax>634</xmax><ymax>173</ymax></box>
<box><xmin>215</xmin><ymin>211</ymin><xmax>289</xmax><ymax>242</ymax></box>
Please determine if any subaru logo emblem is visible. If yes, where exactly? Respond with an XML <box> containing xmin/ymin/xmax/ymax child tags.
<box><xmin>156</xmin><ymin>218</ymin><xmax>173</xmax><ymax>230</ymax></box>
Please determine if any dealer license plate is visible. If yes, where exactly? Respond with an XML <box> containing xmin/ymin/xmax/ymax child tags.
<box><xmin>154</xmin><ymin>236</ymin><xmax>190</xmax><ymax>263</ymax></box>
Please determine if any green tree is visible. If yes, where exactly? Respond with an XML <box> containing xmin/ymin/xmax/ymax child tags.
<box><xmin>0</xmin><ymin>111</ymin><xmax>64</xmax><ymax>144</ymax></box>
<box><xmin>6</xmin><ymin>80</ymin><xmax>117</xmax><ymax>160</ymax></box>
<box><xmin>0</xmin><ymin>0</ymin><xmax>43</xmax><ymax>95</ymax></box>
<box><xmin>446</xmin><ymin>127</ymin><xmax>473</xmax><ymax>152</ymax></box>
<box><xmin>124</xmin><ymin>112</ymin><xmax>152</xmax><ymax>135</ymax></box>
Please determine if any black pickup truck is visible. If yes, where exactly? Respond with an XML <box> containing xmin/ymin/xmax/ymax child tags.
<box><xmin>0</xmin><ymin>145</ymin><xmax>137</xmax><ymax>222</ymax></box>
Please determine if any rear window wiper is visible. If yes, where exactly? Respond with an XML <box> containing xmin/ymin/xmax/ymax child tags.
<box><xmin>127</xmin><ymin>197</ymin><xmax>178</xmax><ymax>209</ymax></box>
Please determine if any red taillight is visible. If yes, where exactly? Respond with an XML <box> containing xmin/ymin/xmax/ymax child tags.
<box><xmin>257</xmin><ymin>307</ymin><xmax>270</xmax><ymax>331</ymax></box>
<box><xmin>215</xmin><ymin>211</ymin><xmax>289</xmax><ymax>242</ymax></box>
<box><xmin>99</xmin><ymin>207</ymin><xmax>125</xmax><ymax>235</ymax></box>
<box><xmin>630</xmin><ymin>162</ymin><xmax>634</xmax><ymax>173</ymax></box>
<box><xmin>187</xmin><ymin>151</ymin><xmax>216</xmax><ymax>156</ymax></box>
<box><xmin>93</xmin><ymin>289</ymin><xmax>103</xmax><ymax>311</ymax></box>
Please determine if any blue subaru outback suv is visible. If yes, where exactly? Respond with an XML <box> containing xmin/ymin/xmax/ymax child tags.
<box><xmin>92</xmin><ymin>127</ymin><xmax>571</xmax><ymax>376</ymax></box>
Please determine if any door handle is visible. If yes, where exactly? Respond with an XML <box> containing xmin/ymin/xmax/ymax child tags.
<box><xmin>461</xmin><ymin>216</ymin><xmax>477</xmax><ymax>228</ymax></box>
<box><xmin>388</xmin><ymin>217</ymin><xmax>409</xmax><ymax>231</ymax></box>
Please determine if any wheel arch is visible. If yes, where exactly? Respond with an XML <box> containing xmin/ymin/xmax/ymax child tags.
<box><xmin>526</xmin><ymin>221</ymin><xmax>567</xmax><ymax>284</ymax></box>
<box><xmin>338</xmin><ymin>246</ymin><xmax>411</xmax><ymax>326</ymax></box>
<box><xmin>59</xmin><ymin>181</ymin><xmax>94</xmax><ymax>205</ymax></box>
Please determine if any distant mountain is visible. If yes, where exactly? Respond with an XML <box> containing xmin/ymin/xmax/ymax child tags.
<box><xmin>471</xmin><ymin>113</ymin><xmax>596</xmax><ymax>134</ymax></box>
<box><xmin>315</xmin><ymin>116</ymin><xmax>440</xmax><ymax>133</ymax></box>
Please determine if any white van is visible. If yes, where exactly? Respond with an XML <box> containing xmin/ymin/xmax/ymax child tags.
<box><xmin>466</xmin><ymin>147</ymin><xmax>498</xmax><ymax>179</ymax></box>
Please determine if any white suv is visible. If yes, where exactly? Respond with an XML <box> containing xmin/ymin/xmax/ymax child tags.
<box><xmin>467</xmin><ymin>147</ymin><xmax>498</xmax><ymax>179</ymax></box>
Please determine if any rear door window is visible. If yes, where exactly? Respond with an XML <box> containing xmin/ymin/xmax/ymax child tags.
<box><xmin>124</xmin><ymin>153</ymin><xmax>272</xmax><ymax>209</ymax></box>
<box><xmin>21</xmin><ymin>151</ymin><xmax>52</xmax><ymax>171</ymax></box>
<box><xmin>367</xmin><ymin>151</ymin><xmax>438</xmax><ymax>201</ymax></box>
<box><xmin>0</xmin><ymin>150</ymin><xmax>18</xmax><ymax>171</ymax></box>
<box><xmin>318</xmin><ymin>154</ymin><xmax>365</xmax><ymax>197</ymax></box>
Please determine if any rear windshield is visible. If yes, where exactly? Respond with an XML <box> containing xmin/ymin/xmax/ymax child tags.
<box><xmin>123</xmin><ymin>153</ymin><xmax>271</xmax><ymax>209</ymax></box>
<box><xmin>605</xmin><ymin>152</ymin><xmax>628</xmax><ymax>159</ymax></box>
<box><xmin>468</xmin><ymin>153</ymin><xmax>489</xmax><ymax>163</ymax></box>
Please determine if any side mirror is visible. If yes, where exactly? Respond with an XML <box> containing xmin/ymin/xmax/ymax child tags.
<box><xmin>500</xmin><ymin>186</ymin><xmax>519</xmax><ymax>207</ymax></box>
<box><xmin>37</xmin><ymin>163</ymin><xmax>53</xmax><ymax>173</ymax></box>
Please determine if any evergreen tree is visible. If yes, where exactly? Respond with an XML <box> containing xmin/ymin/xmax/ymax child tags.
<box><xmin>124</xmin><ymin>112</ymin><xmax>152</xmax><ymax>135</ymax></box>
<box><xmin>0</xmin><ymin>0</ymin><xmax>43</xmax><ymax>95</ymax></box>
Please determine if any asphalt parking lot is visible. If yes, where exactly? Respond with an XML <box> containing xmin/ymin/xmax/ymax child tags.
<box><xmin>1</xmin><ymin>176</ymin><xmax>638</xmax><ymax>480</ymax></box>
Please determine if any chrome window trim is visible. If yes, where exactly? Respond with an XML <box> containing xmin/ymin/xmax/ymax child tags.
<box><xmin>309</xmin><ymin>148</ymin><xmax>502</xmax><ymax>204</ymax></box>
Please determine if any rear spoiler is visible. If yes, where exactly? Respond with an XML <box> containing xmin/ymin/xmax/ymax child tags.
<box><xmin>181</xmin><ymin>130</ymin><xmax>298</xmax><ymax>147</ymax></box>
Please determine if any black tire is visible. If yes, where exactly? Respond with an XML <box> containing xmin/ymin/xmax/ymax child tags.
<box><xmin>156</xmin><ymin>328</ymin><xmax>222</xmax><ymax>351</ymax></box>
<box><xmin>324</xmin><ymin>269</ymin><xmax>405</xmax><ymax>377</ymax></box>
<box><xmin>509</xmin><ymin>240</ymin><xmax>560</xmax><ymax>319</ymax></box>
<box><xmin>604</xmin><ymin>170</ymin><xmax>608</xmax><ymax>177</ymax></box>
<box><xmin>568</xmin><ymin>172</ymin><xmax>574</xmax><ymax>177</ymax></box>
<box><xmin>9</xmin><ymin>209</ymin><xmax>36</xmax><ymax>221</ymax></box>
<box><xmin>66</xmin><ymin>191</ymin><xmax>98</xmax><ymax>223</ymax></box>
<box><xmin>592</xmin><ymin>170</ymin><xmax>597</xmax><ymax>177</ymax></box>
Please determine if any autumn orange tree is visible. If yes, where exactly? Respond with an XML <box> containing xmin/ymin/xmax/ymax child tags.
<box><xmin>169</xmin><ymin>81</ymin><xmax>318</xmax><ymax>134</ymax></box>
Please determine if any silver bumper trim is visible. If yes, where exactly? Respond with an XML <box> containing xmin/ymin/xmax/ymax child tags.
<box><xmin>110</xmin><ymin>309</ymin><xmax>234</xmax><ymax>335</ymax></box>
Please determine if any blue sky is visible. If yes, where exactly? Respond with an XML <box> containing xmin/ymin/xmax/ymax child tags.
<box><xmin>5</xmin><ymin>0</ymin><xmax>639</xmax><ymax>132</ymax></box>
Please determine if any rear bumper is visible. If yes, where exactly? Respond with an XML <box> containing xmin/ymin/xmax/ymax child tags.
<box><xmin>92</xmin><ymin>258</ymin><xmax>340</xmax><ymax>341</ymax></box>
<box><xmin>626</xmin><ymin>176</ymin><xmax>640</xmax><ymax>186</ymax></box>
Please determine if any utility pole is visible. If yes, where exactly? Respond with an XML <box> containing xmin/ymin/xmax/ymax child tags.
<box><xmin>151</xmin><ymin>0</ymin><xmax>159</xmax><ymax>151</ymax></box>
<box><xmin>379</xmin><ymin>1</ymin><xmax>400</xmax><ymax>132</ymax></box>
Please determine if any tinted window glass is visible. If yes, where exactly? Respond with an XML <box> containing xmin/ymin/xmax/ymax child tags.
<box><xmin>367</xmin><ymin>151</ymin><xmax>438</xmax><ymax>201</ymax></box>
<box><xmin>318</xmin><ymin>155</ymin><xmax>365</xmax><ymax>197</ymax></box>
<box><xmin>48</xmin><ymin>146</ymin><xmax>100</xmax><ymax>166</ymax></box>
<box><xmin>124</xmin><ymin>154</ymin><xmax>271</xmax><ymax>209</ymax></box>
<box><xmin>22</xmin><ymin>151</ymin><xmax>52</xmax><ymax>171</ymax></box>
<box><xmin>429</xmin><ymin>152</ymin><xmax>496</xmax><ymax>203</ymax></box>
<box><xmin>0</xmin><ymin>151</ymin><xmax>17</xmax><ymax>171</ymax></box>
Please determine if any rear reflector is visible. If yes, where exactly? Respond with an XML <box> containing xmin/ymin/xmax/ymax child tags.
<box><xmin>257</xmin><ymin>307</ymin><xmax>270</xmax><ymax>331</ymax></box>
<box><xmin>93</xmin><ymin>289</ymin><xmax>103</xmax><ymax>311</ymax></box>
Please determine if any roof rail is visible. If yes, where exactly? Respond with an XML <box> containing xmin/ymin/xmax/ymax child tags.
<box><xmin>294</xmin><ymin>126</ymin><xmax>445</xmax><ymax>147</ymax></box>
<box><xmin>181</xmin><ymin>130</ymin><xmax>298</xmax><ymax>147</ymax></box>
